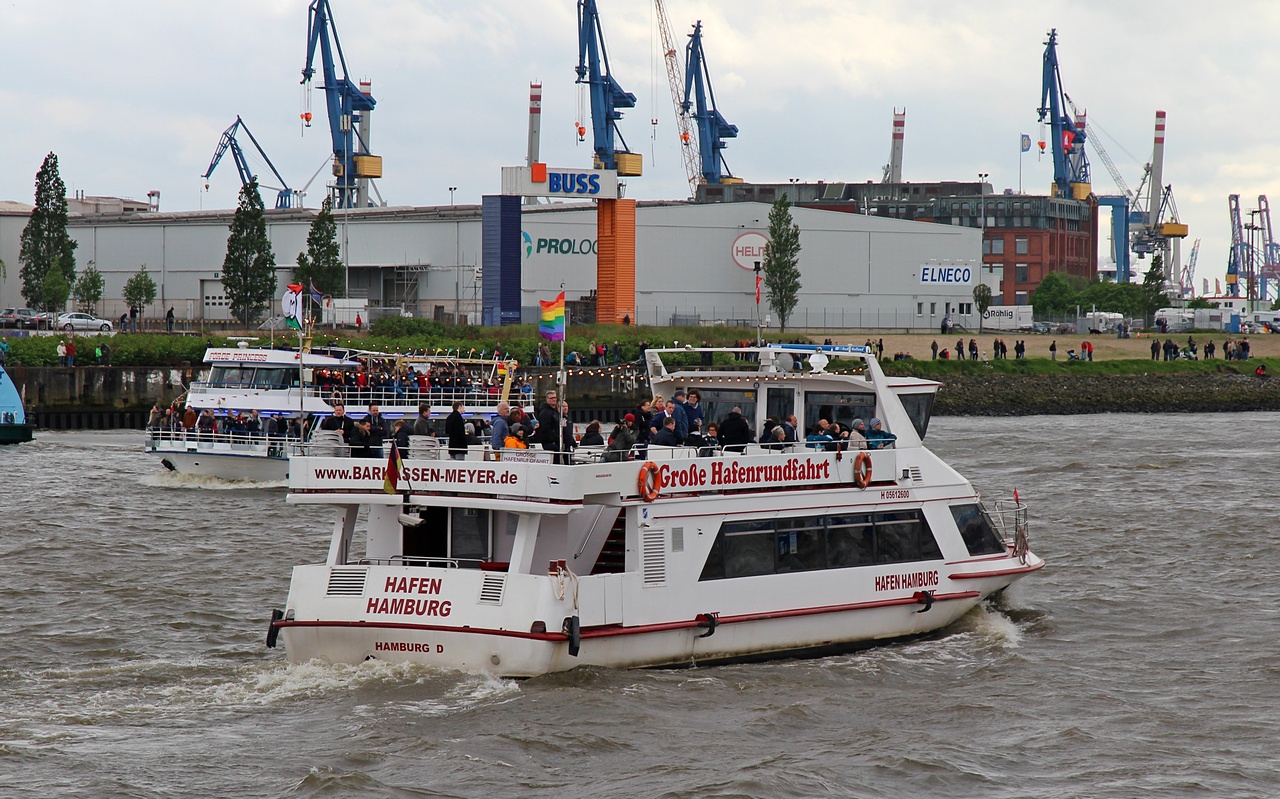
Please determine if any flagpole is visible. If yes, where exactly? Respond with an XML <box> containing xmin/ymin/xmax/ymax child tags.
<box><xmin>558</xmin><ymin>283</ymin><xmax>567</xmax><ymax>458</ymax></box>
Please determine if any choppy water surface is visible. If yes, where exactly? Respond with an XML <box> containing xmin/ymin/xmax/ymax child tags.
<box><xmin>2</xmin><ymin>418</ymin><xmax>1279</xmax><ymax>798</ymax></box>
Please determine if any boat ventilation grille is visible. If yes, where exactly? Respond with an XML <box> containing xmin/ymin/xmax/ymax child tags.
<box><xmin>326</xmin><ymin>567</ymin><xmax>368</xmax><ymax>596</ymax></box>
<box><xmin>908</xmin><ymin>466</ymin><xmax>924</xmax><ymax>484</ymax></box>
<box><xmin>642</xmin><ymin>528</ymin><xmax>667</xmax><ymax>587</ymax></box>
<box><xmin>479</xmin><ymin>573</ymin><xmax>506</xmax><ymax>605</ymax></box>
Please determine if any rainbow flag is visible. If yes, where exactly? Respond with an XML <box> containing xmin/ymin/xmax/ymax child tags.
<box><xmin>383</xmin><ymin>441</ymin><xmax>404</xmax><ymax>494</ymax></box>
<box><xmin>539</xmin><ymin>292</ymin><xmax>566</xmax><ymax>341</ymax></box>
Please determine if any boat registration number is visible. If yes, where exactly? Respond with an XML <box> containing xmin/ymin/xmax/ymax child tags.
<box><xmin>879</xmin><ymin>488</ymin><xmax>910</xmax><ymax>500</ymax></box>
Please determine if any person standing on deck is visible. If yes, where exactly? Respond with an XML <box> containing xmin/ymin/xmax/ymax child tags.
<box><xmin>445</xmin><ymin>401</ymin><xmax>467</xmax><ymax>460</ymax></box>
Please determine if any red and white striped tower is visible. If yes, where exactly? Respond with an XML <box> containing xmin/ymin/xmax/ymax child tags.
<box><xmin>887</xmin><ymin>108</ymin><xmax>905</xmax><ymax>183</ymax></box>
<box><xmin>526</xmin><ymin>82</ymin><xmax>543</xmax><ymax>206</ymax></box>
<box><xmin>357</xmin><ymin>79</ymin><xmax>373</xmax><ymax>208</ymax></box>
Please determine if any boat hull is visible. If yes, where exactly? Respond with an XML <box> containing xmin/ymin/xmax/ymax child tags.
<box><xmin>156</xmin><ymin>449</ymin><xmax>290</xmax><ymax>482</ymax></box>
<box><xmin>274</xmin><ymin>561</ymin><xmax>1038</xmax><ymax>677</ymax></box>
<box><xmin>0</xmin><ymin>423</ymin><xmax>34</xmax><ymax>444</ymax></box>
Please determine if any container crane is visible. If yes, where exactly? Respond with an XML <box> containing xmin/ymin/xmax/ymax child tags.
<box><xmin>576</xmin><ymin>0</ymin><xmax>642</xmax><ymax>175</ymax></box>
<box><xmin>1227</xmin><ymin>194</ymin><xmax>1247</xmax><ymax>297</ymax></box>
<box><xmin>1037</xmin><ymin>29</ymin><xmax>1090</xmax><ymax>199</ymax></box>
<box><xmin>202</xmin><ymin>116</ymin><xmax>300</xmax><ymax>209</ymax></box>
<box><xmin>1258</xmin><ymin>195</ymin><xmax>1280</xmax><ymax>301</ymax></box>
<box><xmin>653</xmin><ymin>0</ymin><xmax>699</xmax><ymax>195</ymax></box>
<box><xmin>1181</xmin><ymin>238</ymin><xmax>1200</xmax><ymax>298</ymax></box>
<box><xmin>681</xmin><ymin>20</ymin><xmax>738</xmax><ymax>185</ymax></box>
<box><xmin>301</xmin><ymin>0</ymin><xmax>381</xmax><ymax>208</ymax></box>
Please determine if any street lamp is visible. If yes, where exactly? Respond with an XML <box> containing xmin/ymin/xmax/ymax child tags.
<box><xmin>449</xmin><ymin>186</ymin><xmax>457</xmax><ymax>205</ymax></box>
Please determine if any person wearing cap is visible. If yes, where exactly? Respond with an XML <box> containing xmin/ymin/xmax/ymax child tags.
<box><xmin>605</xmin><ymin>414</ymin><xmax>637</xmax><ymax>462</ymax></box>
<box><xmin>671</xmin><ymin>390</ymin><xmax>690</xmax><ymax>443</ymax></box>
<box><xmin>865</xmin><ymin>417</ymin><xmax>896</xmax><ymax>450</ymax></box>
<box><xmin>848</xmin><ymin>418</ymin><xmax>869</xmax><ymax>450</ymax></box>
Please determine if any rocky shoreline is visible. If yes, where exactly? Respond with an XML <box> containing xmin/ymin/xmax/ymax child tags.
<box><xmin>931</xmin><ymin>372</ymin><xmax>1280</xmax><ymax>415</ymax></box>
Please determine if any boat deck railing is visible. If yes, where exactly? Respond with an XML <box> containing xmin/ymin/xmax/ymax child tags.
<box><xmin>298</xmin><ymin>435</ymin><xmax>889</xmax><ymax>463</ymax></box>
<box><xmin>145</xmin><ymin>428</ymin><xmax>306</xmax><ymax>456</ymax></box>
<box><xmin>187</xmin><ymin>382</ymin><xmax>520</xmax><ymax>411</ymax></box>
<box><xmin>986</xmin><ymin>498</ymin><xmax>1031</xmax><ymax>562</ymax></box>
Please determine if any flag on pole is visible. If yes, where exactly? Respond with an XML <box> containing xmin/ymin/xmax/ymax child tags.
<box><xmin>281</xmin><ymin>284</ymin><xmax>304</xmax><ymax>330</ymax></box>
<box><xmin>539</xmin><ymin>291</ymin><xmax>566</xmax><ymax>341</ymax></box>
<box><xmin>755</xmin><ymin>275</ymin><xmax>762</xmax><ymax>304</ymax></box>
<box><xmin>309</xmin><ymin>280</ymin><xmax>325</xmax><ymax>306</ymax></box>
<box><xmin>383</xmin><ymin>441</ymin><xmax>404</xmax><ymax>494</ymax></box>
<box><xmin>1020</xmin><ymin>133</ymin><xmax>1032</xmax><ymax>153</ymax></box>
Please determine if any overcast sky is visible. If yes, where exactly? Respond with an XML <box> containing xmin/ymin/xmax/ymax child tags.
<box><xmin>5</xmin><ymin>1</ymin><xmax>1278</xmax><ymax>294</ymax></box>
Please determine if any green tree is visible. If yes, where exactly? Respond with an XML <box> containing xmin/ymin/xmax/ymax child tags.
<box><xmin>1140</xmin><ymin>255</ymin><xmax>1171</xmax><ymax>321</ymax></box>
<box><xmin>972</xmin><ymin>283</ymin><xmax>993</xmax><ymax>330</ymax></box>
<box><xmin>122</xmin><ymin>265</ymin><xmax>158</xmax><ymax>327</ymax></box>
<box><xmin>762</xmin><ymin>195</ymin><xmax>802</xmax><ymax>332</ymax></box>
<box><xmin>73</xmin><ymin>263</ymin><xmax>104</xmax><ymax>314</ymax></box>
<box><xmin>222</xmin><ymin>179</ymin><xmax>277</xmax><ymax>328</ymax></box>
<box><xmin>1030</xmin><ymin>271</ymin><xmax>1076</xmax><ymax>316</ymax></box>
<box><xmin>1186</xmin><ymin>297</ymin><xmax>1215</xmax><ymax>309</ymax></box>
<box><xmin>294</xmin><ymin>197</ymin><xmax>345</xmax><ymax>298</ymax></box>
<box><xmin>19</xmin><ymin>152</ymin><xmax>78</xmax><ymax>311</ymax></box>
<box><xmin>41</xmin><ymin>266</ymin><xmax>70</xmax><ymax>312</ymax></box>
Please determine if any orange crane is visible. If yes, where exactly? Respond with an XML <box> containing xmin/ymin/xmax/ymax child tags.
<box><xmin>654</xmin><ymin>0</ymin><xmax>700</xmax><ymax>196</ymax></box>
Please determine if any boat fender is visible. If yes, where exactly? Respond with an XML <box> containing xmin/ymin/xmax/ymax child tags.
<box><xmin>638</xmin><ymin>461</ymin><xmax>661</xmax><ymax>501</ymax></box>
<box><xmin>266</xmin><ymin>608</ymin><xmax>284</xmax><ymax>647</ymax></box>
<box><xmin>852</xmin><ymin>452</ymin><xmax>872</xmax><ymax>489</ymax></box>
<box><xmin>913</xmin><ymin>590</ymin><xmax>934</xmax><ymax>613</ymax></box>
<box><xmin>563</xmin><ymin>615</ymin><xmax>581</xmax><ymax>657</ymax></box>
<box><xmin>161</xmin><ymin>458</ymin><xmax>176</xmax><ymax>472</ymax></box>
<box><xmin>696</xmin><ymin>612</ymin><xmax>719</xmax><ymax>638</ymax></box>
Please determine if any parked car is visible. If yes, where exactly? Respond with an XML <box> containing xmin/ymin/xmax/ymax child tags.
<box><xmin>56</xmin><ymin>312</ymin><xmax>114</xmax><ymax>332</ymax></box>
<box><xmin>1</xmin><ymin>307</ymin><xmax>48</xmax><ymax>329</ymax></box>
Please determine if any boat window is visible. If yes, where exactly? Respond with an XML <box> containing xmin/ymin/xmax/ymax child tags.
<box><xmin>721</xmin><ymin>522</ymin><xmax>775</xmax><ymax>578</ymax></box>
<box><xmin>766</xmin><ymin>387</ymin><xmax>795</xmax><ymax>426</ymax></box>
<box><xmin>209</xmin><ymin>366</ymin><xmax>254</xmax><ymax>387</ymax></box>
<box><xmin>775</xmin><ymin>516</ymin><xmax>825</xmax><ymax>572</ymax></box>
<box><xmin>827</xmin><ymin>513</ymin><xmax>875</xmax><ymax>568</ymax></box>
<box><xmin>251</xmin><ymin>367</ymin><xmax>297</xmax><ymax>389</ymax></box>
<box><xmin>898</xmin><ymin>392</ymin><xmax>935</xmax><ymax>439</ymax></box>
<box><xmin>699</xmin><ymin>510</ymin><xmax>942</xmax><ymax>581</ymax></box>
<box><xmin>950</xmin><ymin>504</ymin><xmax>1007</xmax><ymax>556</ymax></box>
<box><xmin>450</xmin><ymin>508</ymin><xmax>490</xmax><ymax>562</ymax></box>
<box><xmin>804</xmin><ymin>391</ymin><xmax>875</xmax><ymax>433</ymax></box>
<box><xmin>696</xmin><ymin>389</ymin><xmax>757</xmax><ymax>436</ymax></box>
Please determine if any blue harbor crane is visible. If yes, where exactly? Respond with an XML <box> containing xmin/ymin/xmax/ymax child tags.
<box><xmin>576</xmin><ymin>0</ymin><xmax>642</xmax><ymax>175</ymax></box>
<box><xmin>681</xmin><ymin>20</ymin><xmax>738</xmax><ymax>184</ymax></box>
<box><xmin>202</xmin><ymin>116</ymin><xmax>300</xmax><ymax>209</ymax></box>
<box><xmin>301</xmin><ymin>0</ymin><xmax>380</xmax><ymax>208</ymax></box>
<box><xmin>1037</xmin><ymin>29</ymin><xmax>1091</xmax><ymax>199</ymax></box>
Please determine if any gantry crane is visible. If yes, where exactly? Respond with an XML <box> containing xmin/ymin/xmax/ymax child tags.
<box><xmin>301</xmin><ymin>0</ymin><xmax>381</xmax><ymax>208</ymax></box>
<box><xmin>1037</xmin><ymin>29</ymin><xmax>1091</xmax><ymax>199</ymax></box>
<box><xmin>576</xmin><ymin>0</ymin><xmax>641</xmax><ymax>175</ymax></box>
<box><xmin>202</xmin><ymin>116</ymin><xmax>300</xmax><ymax>209</ymax></box>
<box><xmin>1258</xmin><ymin>195</ymin><xmax>1280</xmax><ymax>301</ymax></box>
<box><xmin>1228</xmin><ymin>194</ymin><xmax>1247</xmax><ymax>297</ymax></box>
<box><xmin>653</xmin><ymin>0</ymin><xmax>699</xmax><ymax>195</ymax></box>
<box><xmin>681</xmin><ymin>20</ymin><xmax>738</xmax><ymax>185</ymax></box>
<box><xmin>1181</xmin><ymin>238</ymin><xmax>1200</xmax><ymax>298</ymax></box>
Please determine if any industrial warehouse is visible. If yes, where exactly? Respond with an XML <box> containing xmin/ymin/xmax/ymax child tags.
<box><xmin>0</xmin><ymin>196</ymin><xmax>986</xmax><ymax>330</ymax></box>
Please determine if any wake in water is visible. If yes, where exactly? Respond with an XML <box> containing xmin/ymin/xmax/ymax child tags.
<box><xmin>140</xmin><ymin>471</ymin><xmax>286</xmax><ymax>491</ymax></box>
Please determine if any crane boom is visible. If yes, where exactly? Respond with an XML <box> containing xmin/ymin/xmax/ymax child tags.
<box><xmin>653</xmin><ymin>0</ymin><xmax>699</xmax><ymax>195</ymax></box>
<box><xmin>202</xmin><ymin>116</ymin><xmax>299</xmax><ymax>209</ymax></box>
<box><xmin>576</xmin><ymin>0</ymin><xmax>640</xmax><ymax>175</ymax></box>
<box><xmin>681</xmin><ymin>20</ymin><xmax>738</xmax><ymax>185</ymax></box>
<box><xmin>1037</xmin><ymin>29</ymin><xmax>1090</xmax><ymax>198</ymax></box>
<box><xmin>301</xmin><ymin>0</ymin><xmax>379</xmax><ymax>208</ymax></box>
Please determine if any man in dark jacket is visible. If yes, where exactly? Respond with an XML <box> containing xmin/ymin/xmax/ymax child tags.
<box><xmin>445</xmin><ymin>401</ymin><xmax>467</xmax><ymax>460</ymax></box>
<box><xmin>412</xmin><ymin>402</ymin><xmax>432</xmax><ymax>436</ymax></box>
<box><xmin>535</xmin><ymin>390</ymin><xmax>560</xmax><ymax>453</ymax></box>
<box><xmin>652</xmin><ymin>416</ymin><xmax>680</xmax><ymax>447</ymax></box>
<box><xmin>366</xmin><ymin>403</ymin><xmax>390</xmax><ymax>457</ymax></box>
<box><xmin>671</xmin><ymin>390</ymin><xmax>690</xmax><ymax>443</ymax></box>
<box><xmin>718</xmin><ymin>406</ymin><xmax>752</xmax><ymax>452</ymax></box>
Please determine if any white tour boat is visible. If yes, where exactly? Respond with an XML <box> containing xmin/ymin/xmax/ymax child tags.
<box><xmin>267</xmin><ymin>344</ymin><xmax>1043</xmax><ymax>677</ymax></box>
<box><xmin>145</xmin><ymin>342</ymin><xmax>522</xmax><ymax>481</ymax></box>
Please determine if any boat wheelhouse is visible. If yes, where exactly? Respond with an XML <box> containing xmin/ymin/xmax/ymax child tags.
<box><xmin>146</xmin><ymin>343</ymin><xmax>522</xmax><ymax>480</ymax></box>
<box><xmin>0</xmin><ymin>364</ymin><xmax>34</xmax><ymax>444</ymax></box>
<box><xmin>268</xmin><ymin>345</ymin><xmax>1043</xmax><ymax>676</ymax></box>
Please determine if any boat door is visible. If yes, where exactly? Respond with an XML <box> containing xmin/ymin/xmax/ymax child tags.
<box><xmin>766</xmin><ymin>386</ymin><xmax>796</xmax><ymax>433</ymax></box>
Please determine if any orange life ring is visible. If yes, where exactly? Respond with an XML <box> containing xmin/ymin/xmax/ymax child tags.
<box><xmin>853</xmin><ymin>451</ymin><xmax>872</xmax><ymax>489</ymax></box>
<box><xmin>638</xmin><ymin>461</ymin><xmax>661</xmax><ymax>501</ymax></box>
